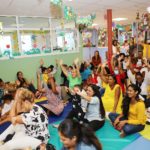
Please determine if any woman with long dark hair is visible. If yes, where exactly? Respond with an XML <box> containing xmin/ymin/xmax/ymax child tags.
<box><xmin>37</xmin><ymin>72</ymin><xmax>64</xmax><ymax>116</ymax></box>
<box><xmin>109</xmin><ymin>84</ymin><xmax>146</xmax><ymax>137</ymax></box>
<box><xmin>91</xmin><ymin>51</ymin><xmax>101</xmax><ymax>67</ymax></box>
<box><xmin>58</xmin><ymin>119</ymin><xmax>102</xmax><ymax>150</ymax></box>
<box><xmin>16</xmin><ymin>71</ymin><xmax>37</xmax><ymax>94</ymax></box>
<box><xmin>102</xmin><ymin>75</ymin><xmax>122</xmax><ymax>113</ymax></box>
<box><xmin>77</xmin><ymin>84</ymin><xmax>105</xmax><ymax>131</ymax></box>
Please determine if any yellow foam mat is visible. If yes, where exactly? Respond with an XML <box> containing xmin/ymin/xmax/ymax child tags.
<box><xmin>34</xmin><ymin>96</ymin><xmax>47</xmax><ymax>103</ymax></box>
<box><xmin>140</xmin><ymin>124</ymin><xmax>150</xmax><ymax>140</ymax></box>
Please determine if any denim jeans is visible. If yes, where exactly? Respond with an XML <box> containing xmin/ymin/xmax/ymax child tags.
<box><xmin>108</xmin><ymin>113</ymin><xmax>145</xmax><ymax>135</ymax></box>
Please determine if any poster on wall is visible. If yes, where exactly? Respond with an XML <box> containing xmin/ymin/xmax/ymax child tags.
<box><xmin>82</xmin><ymin>29</ymin><xmax>98</xmax><ymax>47</ymax></box>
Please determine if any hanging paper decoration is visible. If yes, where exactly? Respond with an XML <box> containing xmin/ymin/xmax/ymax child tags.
<box><xmin>116</xmin><ymin>24</ymin><xmax>124</xmax><ymax>30</ymax></box>
<box><xmin>31</xmin><ymin>35</ymin><xmax>37</xmax><ymax>41</ymax></box>
<box><xmin>112</xmin><ymin>22</ymin><xmax>116</xmax><ymax>28</ymax></box>
<box><xmin>124</xmin><ymin>25</ymin><xmax>132</xmax><ymax>32</ymax></box>
<box><xmin>61</xmin><ymin>19</ymin><xmax>64</xmax><ymax>28</ymax></box>
<box><xmin>141</xmin><ymin>13</ymin><xmax>150</xmax><ymax>31</ymax></box>
<box><xmin>76</xmin><ymin>13</ymin><xmax>96</xmax><ymax>26</ymax></box>
<box><xmin>78</xmin><ymin>24</ymin><xmax>87</xmax><ymax>33</ymax></box>
<box><xmin>91</xmin><ymin>13</ymin><xmax>96</xmax><ymax>20</ymax></box>
<box><xmin>64</xmin><ymin>6</ymin><xmax>76</xmax><ymax>21</ymax></box>
<box><xmin>58</xmin><ymin>31</ymin><xmax>65</xmax><ymax>36</ymax></box>
<box><xmin>50</xmin><ymin>0</ymin><xmax>62</xmax><ymax>6</ymax></box>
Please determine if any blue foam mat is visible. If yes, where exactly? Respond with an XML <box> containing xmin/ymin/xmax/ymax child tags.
<box><xmin>0</xmin><ymin>102</ymin><xmax>146</xmax><ymax>150</ymax></box>
<box><xmin>48</xmin><ymin>102</ymin><xmax>72</xmax><ymax>123</ymax></box>
<box><xmin>0</xmin><ymin>122</ymin><xmax>11</xmax><ymax>134</ymax></box>
<box><xmin>123</xmin><ymin>137</ymin><xmax>150</xmax><ymax>150</ymax></box>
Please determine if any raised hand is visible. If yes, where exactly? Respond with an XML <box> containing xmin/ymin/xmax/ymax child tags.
<box><xmin>40</xmin><ymin>59</ymin><xmax>44</xmax><ymax>66</ymax></box>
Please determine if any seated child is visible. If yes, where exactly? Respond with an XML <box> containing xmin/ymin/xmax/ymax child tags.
<box><xmin>0</xmin><ymin>94</ymin><xmax>14</xmax><ymax>125</ymax></box>
<box><xmin>66</xmin><ymin>84</ymin><xmax>88</xmax><ymax>124</ymax></box>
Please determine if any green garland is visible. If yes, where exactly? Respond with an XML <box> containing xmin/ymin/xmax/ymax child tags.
<box><xmin>76</xmin><ymin>13</ymin><xmax>96</xmax><ymax>26</ymax></box>
<box><xmin>50</xmin><ymin>0</ymin><xmax>62</xmax><ymax>6</ymax></box>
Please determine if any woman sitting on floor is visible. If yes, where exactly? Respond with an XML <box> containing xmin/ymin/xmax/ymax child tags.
<box><xmin>58</xmin><ymin>119</ymin><xmax>102</xmax><ymax>150</ymax></box>
<box><xmin>101</xmin><ymin>74</ymin><xmax>122</xmax><ymax>114</ymax></box>
<box><xmin>109</xmin><ymin>84</ymin><xmax>146</xmax><ymax>137</ymax></box>
<box><xmin>0</xmin><ymin>88</ymin><xmax>49</xmax><ymax>150</ymax></box>
<box><xmin>59</xmin><ymin>59</ymin><xmax>82</xmax><ymax>89</ymax></box>
<box><xmin>77</xmin><ymin>84</ymin><xmax>105</xmax><ymax>131</ymax></box>
<box><xmin>37</xmin><ymin>72</ymin><xmax>64</xmax><ymax>116</ymax></box>
<box><xmin>15</xmin><ymin>71</ymin><xmax>41</xmax><ymax>98</ymax></box>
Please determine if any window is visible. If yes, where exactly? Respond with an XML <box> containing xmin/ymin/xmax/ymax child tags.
<box><xmin>21</xmin><ymin>35</ymin><xmax>32</xmax><ymax>52</ymax></box>
<box><xmin>0</xmin><ymin>35</ymin><xmax>12</xmax><ymax>54</ymax></box>
<box><xmin>57</xmin><ymin>36</ymin><xmax>63</xmax><ymax>48</ymax></box>
<box><xmin>0</xmin><ymin>16</ymin><xmax>79</xmax><ymax>59</ymax></box>
<box><xmin>65</xmin><ymin>32</ymin><xmax>75</xmax><ymax>51</ymax></box>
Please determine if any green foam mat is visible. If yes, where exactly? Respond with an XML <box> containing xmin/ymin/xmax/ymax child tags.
<box><xmin>48</xmin><ymin>120</ymin><xmax>140</xmax><ymax>150</ymax></box>
<box><xmin>95</xmin><ymin>120</ymin><xmax>140</xmax><ymax>150</ymax></box>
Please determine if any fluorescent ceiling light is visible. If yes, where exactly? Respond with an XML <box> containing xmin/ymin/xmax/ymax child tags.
<box><xmin>147</xmin><ymin>7</ymin><xmax>150</xmax><ymax>13</ymax></box>
<box><xmin>113</xmin><ymin>18</ymin><xmax>128</xmax><ymax>21</ymax></box>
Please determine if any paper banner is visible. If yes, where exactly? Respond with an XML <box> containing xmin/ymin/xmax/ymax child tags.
<box><xmin>50</xmin><ymin>0</ymin><xmax>62</xmax><ymax>6</ymax></box>
<box><xmin>76</xmin><ymin>13</ymin><xmax>96</xmax><ymax>26</ymax></box>
<box><xmin>64</xmin><ymin>6</ymin><xmax>76</xmax><ymax>21</ymax></box>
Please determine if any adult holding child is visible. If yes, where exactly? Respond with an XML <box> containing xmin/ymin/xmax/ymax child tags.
<box><xmin>0</xmin><ymin>88</ymin><xmax>49</xmax><ymax>150</ymax></box>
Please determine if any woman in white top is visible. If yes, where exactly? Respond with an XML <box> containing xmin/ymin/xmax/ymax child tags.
<box><xmin>77</xmin><ymin>84</ymin><xmax>105</xmax><ymax>131</ymax></box>
<box><xmin>0</xmin><ymin>88</ymin><xmax>49</xmax><ymax>150</ymax></box>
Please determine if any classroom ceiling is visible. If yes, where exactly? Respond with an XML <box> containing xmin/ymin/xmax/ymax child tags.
<box><xmin>63</xmin><ymin>0</ymin><xmax>150</xmax><ymax>27</ymax></box>
<box><xmin>0</xmin><ymin>0</ymin><xmax>50</xmax><ymax>17</ymax></box>
<box><xmin>0</xmin><ymin>0</ymin><xmax>149</xmax><ymax>28</ymax></box>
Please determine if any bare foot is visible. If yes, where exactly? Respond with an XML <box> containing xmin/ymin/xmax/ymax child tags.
<box><xmin>40</xmin><ymin>143</ymin><xmax>46</xmax><ymax>150</ymax></box>
<box><xmin>120</xmin><ymin>130</ymin><xmax>126</xmax><ymax>138</ymax></box>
